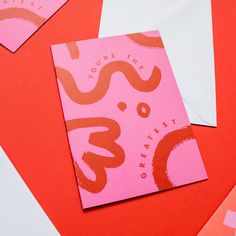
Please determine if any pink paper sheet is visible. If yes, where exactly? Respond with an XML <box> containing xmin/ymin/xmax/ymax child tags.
<box><xmin>199</xmin><ymin>185</ymin><xmax>236</xmax><ymax>235</ymax></box>
<box><xmin>51</xmin><ymin>31</ymin><xmax>208</xmax><ymax>208</ymax></box>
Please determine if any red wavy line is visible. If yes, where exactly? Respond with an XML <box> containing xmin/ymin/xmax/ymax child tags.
<box><xmin>56</xmin><ymin>61</ymin><xmax>161</xmax><ymax>105</ymax></box>
<box><xmin>67</xmin><ymin>117</ymin><xmax>125</xmax><ymax>193</ymax></box>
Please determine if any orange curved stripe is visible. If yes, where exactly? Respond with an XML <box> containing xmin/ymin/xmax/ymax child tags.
<box><xmin>66</xmin><ymin>42</ymin><xmax>80</xmax><ymax>59</ymax></box>
<box><xmin>127</xmin><ymin>33</ymin><xmax>164</xmax><ymax>48</ymax></box>
<box><xmin>152</xmin><ymin>126</ymin><xmax>194</xmax><ymax>191</ymax></box>
<box><xmin>67</xmin><ymin>117</ymin><xmax>125</xmax><ymax>193</ymax></box>
<box><xmin>0</xmin><ymin>8</ymin><xmax>46</xmax><ymax>27</ymax></box>
<box><xmin>56</xmin><ymin>61</ymin><xmax>161</xmax><ymax>105</ymax></box>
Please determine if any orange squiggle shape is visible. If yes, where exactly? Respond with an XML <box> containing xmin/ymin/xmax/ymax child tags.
<box><xmin>152</xmin><ymin>126</ymin><xmax>194</xmax><ymax>191</ymax></box>
<box><xmin>67</xmin><ymin>117</ymin><xmax>125</xmax><ymax>193</ymax></box>
<box><xmin>56</xmin><ymin>61</ymin><xmax>161</xmax><ymax>105</ymax></box>
<box><xmin>66</xmin><ymin>42</ymin><xmax>80</xmax><ymax>59</ymax></box>
<box><xmin>0</xmin><ymin>8</ymin><xmax>46</xmax><ymax>27</ymax></box>
<box><xmin>127</xmin><ymin>33</ymin><xmax>164</xmax><ymax>48</ymax></box>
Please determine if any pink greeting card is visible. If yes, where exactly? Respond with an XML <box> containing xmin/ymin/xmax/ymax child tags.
<box><xmin>0</xmin><ymin>0</ymin><xmax>68</xmax><ymax>52</ymax></box>
<box><xmin>198</xmin><ymin>185</ymin><xmax>236</xmax><ymax>236</ymax></box>
<box><xmin>51</xmin><ymin>31</ymin><xmax>208</xmax><ymax>209</ymax></box>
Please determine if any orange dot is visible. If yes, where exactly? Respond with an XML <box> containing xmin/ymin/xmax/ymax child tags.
<box><xmin>137</xmin><ymin>103</ymin><xmax>150</xmax><ymax>118</ymax></box>
<box><xmin>117</xmin><ymin>102</ymin><xmax>127</xmax><ymax>112</ymax></box>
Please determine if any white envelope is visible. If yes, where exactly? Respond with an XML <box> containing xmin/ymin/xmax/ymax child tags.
<box><xmin>0</xmin><ymin>146</ymin><xmax>59</xmax><ymax>236</ymax></box>
<box><xmin>99</xmin><ymin>0</ymin><xmax>217</xmax><ymax>126</ymax></box>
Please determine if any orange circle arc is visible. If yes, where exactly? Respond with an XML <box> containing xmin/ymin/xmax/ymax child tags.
<box><xmin>0</xmin><ymin>8</ymin><xmax>46</xmax><ymax>27</ymax></box>
<box><xmin>152</xmin><ymin>126</ymin><xmax>194</xmax><ymax>191</ymax></box>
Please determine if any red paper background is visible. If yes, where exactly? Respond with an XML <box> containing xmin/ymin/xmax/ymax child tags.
<box><xmin>0</xmin><ymin>0</ymin><xmax>235</xmax><ymax>235</ymax></box>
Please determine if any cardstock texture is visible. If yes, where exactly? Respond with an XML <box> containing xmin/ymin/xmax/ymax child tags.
<box><xmin>51</xmin><ymin>31</ymin><xmax>207</xmax><ymax>208</ymax></box>
<box><xmin>0</xmin><ymin>0</ymin><xmax>68</xmax><ymax>52</ymax></box>
<box><xmin>198</xmin><ymin>185</ymin><xmax>236</xmax><ymax>236</ymax></box>
<box><xmin>0</xmin><ymin>146</ymin><xmax>59</xmax><ymax>236</ymax></box>
<box><xmin>99</xmin><ymin>0</ymin><xmax>216</xmax><ymax>127</ymax></box>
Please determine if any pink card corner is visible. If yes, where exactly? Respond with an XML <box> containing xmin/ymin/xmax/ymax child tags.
<box><xmin>198</xmin><ymin>185</ymin><xmax>236</xmax><ymax>236</ymax></box>
<box><xmin>0</xmin><ymin>0</ymin><xmax>68</xmax><ymax>52</ymax></box>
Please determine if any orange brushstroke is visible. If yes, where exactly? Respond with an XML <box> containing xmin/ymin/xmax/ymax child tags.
<box><xmin>66</xmin><ymin>42</ymin><xmax>80</xmax><ymax>59</ymax></box>
<box><xmin>56</xmin><ymin>61</ymin><xmax>161</xmax><ymax>105</ymax></box>
<box><xmin>152</xmin><ymin>126</ymin><xmax>194</xmax><ymax>190</ymax></box>
<box><xmin>0</xmin><ymin>8</ymin><xmax>46</xmax><ymax>27</ymax></box>
<box><xmin>127</xmin><ymin>33</ymin><xmax>164</xmax><ymax>48</ymax></box>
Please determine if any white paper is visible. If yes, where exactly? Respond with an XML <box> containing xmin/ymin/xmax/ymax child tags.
<box><xmin>0</xmin><ymin>146</ymin><xmax>59</xmax><ymax>236</ymax></box>
<box><xmin>99</xmin><ymin>0</ymin><xmax>217</xmax><ymax>126</ymax></box>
